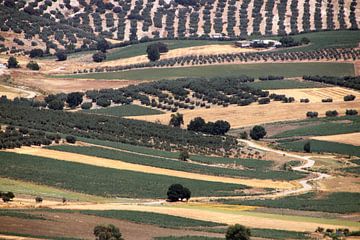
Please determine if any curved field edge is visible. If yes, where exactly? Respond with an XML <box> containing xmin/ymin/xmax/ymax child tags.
<box><xmin>45</xmin><ymin>144</ymin><xmax>306</xmax><ymax>181</ymax></box>
<box><xmin>53</xmin><ymin>62</ymin><xmax>355</xmax><ymax>81</ymax></box>
<box><xmin>0</xmin><ymin>151</ymin><xmax>249</xmax><ymax>198</ymax></box>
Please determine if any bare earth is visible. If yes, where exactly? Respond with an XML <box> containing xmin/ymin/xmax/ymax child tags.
<box><xmin>5</xmin><ymin>147</ymin><xmax>297</xmax><ymax>189</ymax></box>
<box><xmin>311</xmin><ymin>132</ymin><xmax>360</xmax><ymax>147</ymax></box>
<box><xmin>128</xmin><ymin>99</ymin><xmax>360</xmax><ymax>129</ymax></box>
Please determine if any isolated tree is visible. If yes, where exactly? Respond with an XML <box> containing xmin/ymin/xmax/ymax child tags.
<box><xmin>169</xmin><ymin>113</ymin><xmax>184</xmax><ymax>127</ymax></box>
<box><xmin>66</xmin><ymin>92</ymin><xmax>83</xmax><ymax>108</ymax></box>
<box><xmin>226</xmin><ymin>224</ymin><xmax>251</xmax><ymax>240</ymax></box>
<box><xmin>187</xmin><ymin>117</ymin><xmax>206</xmax><ymax>131</ymax></box>
<box><xmin>26</xmin><ymin>61</ymin><xmax>40</xmax><ymax>70</ymax></box>
<box><xmin>65</xmin><ymin>135</ymin><xmax>76</xmax><ymax>144</ymax></box>
<box><xmin>7</xmin><ymin>56</ymin><xmax>19</xmax><ymax>68</ymax></box>
<box><xmin>97</xmin><ymin>38</ymin><xmax>110</xmax><ymax>53</ymax></box>
<box><xmin>35</xmin><ymin>196</ymin><xmax>43</xmax><ymax>203</ymax></box>
<box><xmin>1</xmin><ymin>191</ymin><xmax>15</xmax><ymax>202</ymax></box>
<box><xmin>92</xmin><ymin>52</ymin><xmax>106</xmax><ymax>62</ymax></box>
<box><xmin>304</xmin><ymin>141</ymin><xmax>311</xmax><ymax>153</ymax></box>
<box><xmin>179</xmin><ymin>150</ymin><xmax>189</xmax><ymax>161</ymax></box>
<box><xmin>146</xmin><ymin>44</ymin><xmax>160</xmax><ymax>61</ymax></box>
<box><xmin>56</xmin><ymin>50</ymin><xmax>67</xmax><ymax>61</ymax></box>
<box><xmin>167</xmin><ymin>184</ymin><xmax>191</xmax><ymax>202</ymax></box>
<box><xmin>250</xmin><ymin>125</ymin><xmax>266</xmax><ymax>140</ymax></box>
<box><xmin>94</xmin><ymin>224</ymin><xmax>123</xmax><ymax>240</ymax></box>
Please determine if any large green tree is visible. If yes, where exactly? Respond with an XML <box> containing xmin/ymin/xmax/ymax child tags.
<box><xmin>169</xmin><ymin>113</ymin><xmax>184</xmax><ymax>127</ymax></box>
<box><xmin>146</xmin><ymin>44</ymin><xmax>160</xmax><ymax>61</ymax></box>
<box><xmin>250</xmin><ymin>125</ymin><xmax>266</xmax><ymax>140</ymax></box>
<box><xmin>7</xmin><ymin>56</ymin><xmax>19</xmax><ymax>68</ymax></box>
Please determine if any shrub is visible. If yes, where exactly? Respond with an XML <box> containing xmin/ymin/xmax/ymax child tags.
<box><xmin>226</xmin><ymin>224</ymin><xmax>251</xmax><ymax>240</ymax></box>
<box><xmin>239</xmin><ymin>131</ymin><xmax>248</xmax><ymax>139</ymax></box>
<box><xmin>96</xmin><ymin>98</ymin><xmax>111</xmax><ymax>107</ymax></box>
<box><xmin>325</xmin><ymin>110</ymin><xmax>338</xmax><ymax>117</ymax></box>
<box><xmin>94</xmin><ymin>224</ymin><xmax>123</xmax><ymax>240</ymax></box>
<box><xmin>0</xmin><ymin>191</ymin><xmax>15</xmax><ymax>202</ymax></box>
<box><xmin>65</xmin><ymin>135</ymin><xmax>76</xmax><ymax>144</ymax></box>
<box><xmin>56</xmin><ymin>50</ymin><xmax>67</xmax><ymax>61</ymax></box>
<box><xmin>7</xmin><ymin>56</ymin><xmax>19</xmax><ymax>68</ymax></box>
<box><xmin>179</xmin><ymin>150</ymin><xmax>189</xmax><ymax>161</ymax></box>
<box><xmin>93</xmin><ymin>52</ymin><xmax>106</xmax><ymax>62</ymax></box>
<box><xmin>346</xmin><ymin>109</ymin><xmax>358</xmax><ymax>116</ymax></box>
<box><xmin>169</xmin><ymin>113</ymin><xmax>184</xmax><ymax>127</ymax></box>
<box><xmin>344</xmin><ymin>95</ymin><xmax>356</xmax><ymax>101</ymax></box>
<box><xmin>187</xmin><ymin>117</ymin><xmax>206</xmax><ymax>132</ymax></box>
<box><xmin>96</xmin><ymin>38</ymin><xmax>110</xmax><ymax>53</ymax></box>
<box><xmin>250</xmin><ymin>125</ymin><xmax>266</xmax><ymax>140</ymax></box>
<box><xmin>81</xmin><ymin>102</ymin><xmax>92</xmax><ymax>110</ymax></box>
<box><xmin>306</xmin><ymin>111</ymin><xmax>318</xmax><ymax>118</ymax></box>
<box><xmin>26</xmin><ymin>61</ymin><xmax>40</xmax><ymax>70</ymax></box>
<box><xmin>167</xmin><ymin>184</ymin><xmax>191</xmax><ymax>202</ymax></box>
<box><xmin>35</xmin><ymin>196</ymin><xmax>43</xmax><ymax>203</ymax></box>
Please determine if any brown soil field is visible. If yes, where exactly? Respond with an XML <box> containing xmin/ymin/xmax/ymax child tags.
<box><xmin>6</xmin><ymin>147</ymin><xmax>297</xmax><ymax>189</ymax></box>
<box><xmin>268</xmin><ymin>87</ymin><xmax>360</xmax><ymax>103</ymax></box>
<box><xmin>311</xmin><ymin>132</ymin><xmax>360</xmax><ymax>147</ymax></box>
<box><xmin>0</xmin><ymin>211</ymin><xmax>223</xmax><ymax>240</ymax></box>
<box><xmin>318</xmin><ymin>176</ymin><xmax>360</xmax><ymax>193</ymax></box>
<box><xmin>128</xmin><ymin>99</ymin><xmax>360</xmax><ymax>129</ymax></box>
<box><xmin>51</xmin><ymin>203</ymin><xmax>359</xmax><ymax>232</ymax></box>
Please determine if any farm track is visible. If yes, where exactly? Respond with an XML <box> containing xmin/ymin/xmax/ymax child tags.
<box><xmin>7</xmin><ymin>147</ymin><xmax>296</xmax><ymax>189</ymax></box>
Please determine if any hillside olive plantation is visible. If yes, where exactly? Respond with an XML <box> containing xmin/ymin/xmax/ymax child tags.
<box><xmin>0</xmin><ymin>0</ymin><xmax>360</xmax><ymax>240</ymax></box>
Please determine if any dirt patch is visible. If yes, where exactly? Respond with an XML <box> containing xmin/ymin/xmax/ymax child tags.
<box><xmin>311</xmin><ymin>132</ymin><xmax>360</xmax><ymax>147</ymax></box>
<box><xmin>0</xmin><ymin>211</ymin><xmax>223</xmax><ymax>240</ymax></box>
<box><xmin>318</xmin><ymin>176</ymin><xmax>360</xmax><ymax>193</ymax></box>
<box><xmin>128</xmin><ymin>100</ymin><xmax>360</xmax><ymax>129</ymax></box>
<box><xmin>6</xmin><ymin>147</ymin><xmax>296</xmax><ymax>189</ymax></box>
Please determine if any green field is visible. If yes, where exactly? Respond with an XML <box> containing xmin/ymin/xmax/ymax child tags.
<box><xmin>272</xmin><ymin>116</ymin><xmax>360</xmax><ymax>139</ymax></box>
<box><xmin>220</xmin><ymin>192</ymin><xmax>360</xmax><ymax>213</ymax></box>
<box><xmin>106</xmin><ymin>40</ymin><xmax>232</xmax><ymax>61</ymax></box>
<box><xmin>0</xmin><ymin>210</ymin><xmax>45</xmax><ymax>220</ymax></box>
<box><xmin>262</xmin><ymin>30</ymin><xmax>360</xmax><ymax>53</ymax></box>
<box><xmin>56</xmin><ymin>62</ymin><xmax>354</xmax><ymax>81</ymax></box>
<box><xmin>46</xmin><ymin>145</ymin><xmax>306</xmax><ymax>180</ymax></box>
<box><xmin>80</xmin><ymin>210</ymin><xmax>224</xmax><ymax>228</ymax></box>
<box><xmin>0</xmin><ymin>152</ymin><xmax>246</xmax><ymax>198</ymax></box>
<box><xmin>155</xmin><ymin>237</ymin><xmax>221</xmax><ymax>240</ymax></box>
<box><xmin>84</xmin><ymin>104</ymin><xmax>164</xmax><ymax>117</ymax></box>
<box><xmin>278</xmin><ymin>139</ymin><xmax>360</xmax><ymax>156</ymax></box>
<box><xmin>245</xmin><ymin>79</ymin><xmax>326</xmax><ymax>90</ymax></box>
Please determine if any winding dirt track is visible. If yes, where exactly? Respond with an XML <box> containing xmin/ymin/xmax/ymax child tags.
<box><xmin>8</xmin><ymin>147</ymin><xmax>296</xmax><ymax>189</ymax></box>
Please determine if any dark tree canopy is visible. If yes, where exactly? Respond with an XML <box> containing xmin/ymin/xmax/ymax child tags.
<box><xmin>304</xmin><ymin>141</ymin><xmax>311</xmax><ymax>153</ymax></box>
<box><xmin>97</xmin><ymin>38</ymin><xmax>110</xmax><ymax>53</ymax></box>
<box><xmin>66</xmin><ymin>92</ymin><xmax>84</xmax><ymax>108</ymax></box>
<box><xmin>167</xmin><ymin>184</ymin><xmax>191</xmax><ymax>202</ymax></box>
<box><xmin>226</xmin><ymin>224</ymin><xmax>251</xmax><ymax>240</ymax></box>
<box><xmin>179</xmin><ymin>150</ymin><xmax>189</xmax><ymax>161</ymax></box>
<box><xmin>146</xmin><ymin>44</ymin><xmax>160</xmax><ymax>61</ymax></box>
<box><xmin>94</xmin><ymin>224</ymin><xmax>123</xmax><ymax>240</ymax></box>
<box><xmin>29</xmin><ymin>49</ymin><xmax>44</xmax><ymax>58</ymax></box>
<box><xmin>250</xmin><ymin>125</ymin><xmax>266</xmax><ymax>140</ymax></box>
<box><xmin>65</xmin><ymin>135</ymin><xmax>76</xmax><ymax>144</ymax></box>
<box><xmin>26</xmin><ymin>61</ymin><xmax>40</xmax><ymax>70</ymax></box>
<box><xmin>169</xmin><ymin>113</ymin><xmax>184</xmax><ymax>127</ymax></box>
<box><xmin>93</xmin><ymin>52</ymin><xmax>106</xmax><ymax>62</ymax></box>
<box><xmin>56</xmin><ymin>50</ymin><xmax>67</xmax><ymax>61</ymax></box>
<box><xmin>187</xmin><ymin>117</ymin><xmax>206</xmax><ymax>132</ymax></box>
<box><xmin>48</xmin><ymin>99</ymin><xmax>64</xmax><ymax>110</ymax></box>
<box><xmin>7</xmin><ymin>56</ymin><xmax>19</xmax><ymax>68</ymax></box>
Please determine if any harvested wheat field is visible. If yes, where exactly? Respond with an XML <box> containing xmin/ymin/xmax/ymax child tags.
<box><xmin>268</xmin><ymin>87</ymin><xmax>360</xmax><ymax>103</ymax></box>
<box><xmin>0</xmin><ymin>84</ymin><xmax>31</xmax><ymax>99</ymax></box>
<box><xmin>52</xmin><ymin>202</ymin><xmax>359</xmax><ymax>232</ymax></box>
<box><xmin>318</xmin><ymin>177</ymin><xmax>360</xmax><ymax>193</ymax></box>
<box><xmin>129</xmin><ymin>100</ymin><xmax>360</xmax><ymax>129</ymax></box>
<box><xmin>6</xmin><ymin>147</ymin><xmax>296</xmax><ymax>189</ymax></box>
<box><xmin>311</xmin><ymin>133</ymin><xmax>360</xmax><ymax>147</ymax></box>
